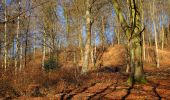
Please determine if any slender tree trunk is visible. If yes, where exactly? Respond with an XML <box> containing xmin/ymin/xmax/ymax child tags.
<box><xmin>15</xmin><ymin>1</ymin><xmax>21</xmax><ymax>73</ymax></box>
<box><xmin>13</xmin><ymin>39</ymin><xmax>15</xmax><ymax>60</ymax></box>
<box><xmin>4</xmin><ymin>0</ymin><xmax>7</xmax><ymax>71</ymax></box>
<box><xmin>141</xmin><ymin>1</ymin><xmax>146</xmax><ymax>61</ymax></box>
<box><xmin>33</xmin><ymin>33</ymin><xmax>36</xmax><ymax>59</ymax></box>
<box><xmin>152</xmin><ymin>1</ymin><xmax>160</xmax><ymax>68</ymax></box>
<box><xmin>91</xmin><ymin>46</ymin><xmax>94</xmax><ymax>66</ymax></box>
<box><xmin>0</xmin><ymin>43</ymin><xmax>1</xmax><ymax>61</ymax></box>
<box><xmin>25</xmin><ymin>31</ymin><xmax>28</xmax><ymax>68</ymax></box>
<box><xmin>82</xmin><ymin>0</ymin><xmax>91</xmax><ymax>73</ymax></box>
<box><xmin>116</xmin><ymin>29</ymin><xmax>120</xmax><ymax>45</ymax></box>
<box><xmin>42</xmin><ymin>30</ymin><xmax>46</xmax><ymax>68</ymax></box>
<box><xmin>126</xmin><ymin>42</ymin><xmax>130</xmax><ymax>73</ymax></box>
<box><xmin>93</xmin><ymin>32</ymin><xmax>97</xmax><ymax>68</ymax></box>
<box><xmin>79</xmin><ymin>25</ymin><xmax>84</xmax><ymax>65</ymax></box>
<box><xmin>65</xmin><ymin>11</ymin><xmax>70</xmax><ymax>47</ymax></box>
<box><xmin>52</xmin><ymin>37</ymin><xmax>56</xmax><ymax>58</ymax></box>
<box><xmin>142</xmin><ymin>32</ymin><xmax>145</xmax><ymax>61</ymax></box>
<box><xmin>73</xmin><ymin>51</ymin><xmax>76</xmax><ymax>64</ymax></box>
<box><xmin>161</xmin><ymin>15</ymin><xmax>165</xmax><ymax>50</ymax></box>
<box><xmin>48</xmin><ymin>43</ymin><xmax>51</xmax><ymax>57</ymax></box>
<box><xmin>153</xmin><ymin>20</ymin><xmax>160</xmax><ymax>68</ymax></box>
<box><xmin>19</xmin><ymin>43</ymin><xmax>22</xmax><ymax>72</ymax></box>
<box><xmin>100</xmin><ymin>16</ymin><xmax>107</xmax><ymax>47</ymax></box>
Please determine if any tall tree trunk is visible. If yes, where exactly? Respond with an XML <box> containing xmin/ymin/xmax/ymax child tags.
<box><xmin>4</xmin><ymin>0</ymin><xmax>7</xmax><ymax>71</ymax></box>
<box><xmin>52</xmin><ymin>36</ymin><xmax>56</xmax><ymax>58</ymax></box>
<box><xmin>99</xmin><ymin>16</ymin><xmax>107</xmax><ymax>47</ymax></box>
<box><xmin>64</xmin><ymin>8</ymin><xmax>70</xmax><ymax>48</ymax></box>
<box><xmin>92</xmin><ymin>32</ymin><xmax>97</xmax><ymax>68</ymax></box>
<box><xmin>161</xmin><ymin>15</ymin><xmax>165</xmax><ymax>50</ymax></box>
<box><xmin>152</xmin><ymin>1</ymin><xmax>160</xmax><ymax>68</ymax></box>
<box><xmin>112</xmin><ymin>0</ymin><xmax>145</xmax><ymax>84</ymax></box>
<box><xmin>131</xmin><ymin>0</ymin><xmax>144</xmax><ymax>82</ymax></box>
<box><xmin>153</xmin><ymin>20</ymin><xmax>160</xmax><ymax>68</ymax></box>
<box><xmin>24</xmin><ymin>17</ymin><xmax>30</xmax><ymax>68</ymax></box>
<box><xmin>115</xmin><ymin>29</ymin><xmax>120</xmax><ymax>45</ymax></box>
<box><xmin>19</xmin><ymin>43</ymin><xmax>22</xmax><ymax>72</ymax></box>
<box><xmin>25</xmin><ymin>31</ymin><xmax>28</xmax><ymax>68</ymax></box>
<box><xmin>79</xmin><ymin>25</ymin><xmax>83</xmax><ymax>65</ymax></box>
<box><xmin>82</xmin><ymin>0</ymin><xmax>91</xmax><ymax>73</ymax></box>
<box><xmin>33</xmin><ymin>33</ymin><xmax>36</xmax><ymax>60</ymax></box>
<box><xmin>141</xmin><ymin>0</ymin><xmax>146</xmax><ymax>61</ymax></box>
<box><xmin>42</xmin><ymin>30</ymin><xmax>46</xmax><ymax>69</ymax></box>
<box><xmin>15</xmin><ymin>1</ymin><xmax>21</xmax><ymax>74</ymax></box>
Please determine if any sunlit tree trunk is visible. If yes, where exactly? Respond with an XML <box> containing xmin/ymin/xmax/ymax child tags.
<box><xmin>99</xmin><ymin>16</ymin><xmax>107</xmax><ymax>47</ymax></box>
<box><xmin>141</xmin><ymin>0</ymin><xmax>146</xmax><ymax>61</ymax></box>
<box><xmin>4</xmin><ymin>0</ymin><xmax>7</xmax><ymax>71</ymax></box>
<box><xmin>126</xmin><ymin>42</ymin><xmax>130</xmax><ymax>73</ymax></box>
<box><xmin>91</xmin><ymin>47</ymin><xmax>94</xmax><ymax>65</ymax></box>
<box><xmin>151</xmin><ymin>1</ymin><xmax>160</xmax><ymax>68</ymax></box>
<box><xmin>91</xmin><ymin>32</ymin><xmax>97</xmax><ymax>68</ymax></box>
<box><xmin>42</xmin><ymin>30</ymin><xmax>46</xmax><ymax>68</ymax></box>
<box><xmin>79</xmin><ymin>25</ymin><xmax>84</xmax><ymax>65</ymax></box>
<box><xmin>161</xmin><ymin>15</ymin><xmax>165</xmax><ymax>50</ymax></box>
<box><xmin>51</xmin><ymin>35</ymin><xmax>56</xmax><ymax>58</ymax></box>
<box><xmin>82</xmin><ymin>0</ymin><xmax>91</xmax><ymax>73</ymax></box>
<box><xmin>115</xmin><ymin>29</ymin><xmax>120</xmax><ymax>45</ymax></box>
<box><xmin>15</xmin><ymin>1</ymin><xmax>21</xmax><ymax>74</ymax></box>
<box><xmin>63</xmin><ymin>7</ymin><xmax>70</xmax><ymax>47</ymax></box>
<box><xmin>19</xmin><ymin>43</ymin><xmax>23</xmax><ymax>72</ymax></box>
<box><xmin>24</xmin><ymin>17</ymin><xmax>31</xmax><ymax>68</ymax></box>
<box><xmin>153</xmin><ymin>20</ymin><xmax>160</xmax><ymax>68</ymax></box>
<box><xmin>112</xmin><ymin>0</ymin><xmax>145</xmax><ymax>84</ymax></box>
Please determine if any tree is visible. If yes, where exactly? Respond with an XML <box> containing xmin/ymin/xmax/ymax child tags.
<box><xmin>3</xmin><ymin>0</ymin><xmax>7</xmax><ymax>71</ymax></box>
<box><xmin>15</xmin><ymin>0</ymin><xmax>21</xmax><ymax>73</ymax></box>
<box><xmin>112</xmin><ymin>0</ymin><xmax>146</xmax><ymax>84</ymax></box>
<box><xmin>82</xmin><ymin>0</ymin><xmax>91</xmax><ymax>73</ymax></box>
<box><xmin>151</xmin><ymin>0</ymin><xmax>160</xmax><ymax>68</ymax></box>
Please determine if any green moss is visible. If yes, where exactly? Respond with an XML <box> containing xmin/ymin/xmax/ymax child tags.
<box><xmin>127</xmin><ymin>76</ymin><xmax>133</xmax><ymax>86</ymax></box>
<box><xmin>135</xmin><ymin>76</ymin><xmax>148</xmax><ymax>84</ymax></box>
<box><xmin>126</xmin><ymin>76</ymin><xmax>147</xmax><ymax>86</ymax></box>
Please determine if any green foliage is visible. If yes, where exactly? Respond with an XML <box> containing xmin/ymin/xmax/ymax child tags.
<box><xmin>44</xmin><ymin>57</ymin><xmax>59</xmax><ymax>71</ymax></box>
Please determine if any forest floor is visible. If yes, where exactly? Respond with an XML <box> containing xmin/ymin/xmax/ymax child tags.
<box><xmin>16</xmin><ymin>66</ymin><xmax>170</xmax><ymax>100</ymax></box>
<box><xmin>1</xmin><ymin>45</ymin><xmax>170</xmax><ymax>100</ymax></box>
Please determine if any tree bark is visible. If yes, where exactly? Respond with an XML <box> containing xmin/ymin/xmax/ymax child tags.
<box><xmin>100</xmin><ymin>16</ymin><xmax>107</xmax><ymax>47</ymax></box>
<box><xmin>42</xmin><ymin>30</ymin><xmax>46</xmax><ymax>69</ymax></box>
<box><xmin>79</xmin><ymin>25</ymin><xmax>84</xmax><ymax>65</ymax></box>
<box><xmin>161</xmin><ymin>15</ymin><xmax>165</xmax><ymax>50</ymax></box>
<box><xmin>15</xmin><ymin>1</ymin><xmax>21</xmax><ymax>74</ymax></box>
<box><xmin>151</xmin><ymin>1</ymin><xmax>160</xmax><ymax>68</ymax></box>
<box><xmin>33</xmin><ymin>33</ymin><xmax>36</xmax><ymax>60</ymax></box>
<box><xmin>4</xmin><ymin>0</ymin><xmax>7</xmax><ymax>71</ymax></box>
<box><xmin>112</xmin><ymin>0</ymin><xmax>145</xmax><ymax>84</ymax></box>
<box><xmin>82</xmin><ymin>0</ymin><xmax>91</xmax><ymax>73</ymax></box>
<box><xmin>19</xmin><ymin>43</ymin><xmax>22</xmax><ymax>72</ymax></box>
<box><xmin>141</xmin><ymin>0</ymin><xmax>146</xmax><ymax>61</ymax></box>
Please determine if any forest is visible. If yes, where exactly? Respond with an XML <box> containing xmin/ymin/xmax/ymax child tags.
<box><xmin>0</xmin><ymin>0</ymin><xmax>170</xmax><ymax>99</ymax></box>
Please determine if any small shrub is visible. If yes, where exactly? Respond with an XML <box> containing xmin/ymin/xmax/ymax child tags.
<box><xmin>44</xmin><ymin>57</ymin><xmax>59</xmax><ymax>71</ymax></box>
